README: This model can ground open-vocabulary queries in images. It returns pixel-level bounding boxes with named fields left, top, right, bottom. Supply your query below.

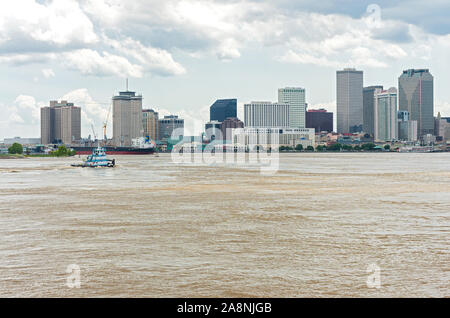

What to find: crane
left=91, top=124, right=97, bottom=145
left=103, top=104, right=112, bottom=146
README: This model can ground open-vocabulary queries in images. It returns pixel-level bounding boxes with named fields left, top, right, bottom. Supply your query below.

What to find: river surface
left=0, top=153, right=449, bottom=297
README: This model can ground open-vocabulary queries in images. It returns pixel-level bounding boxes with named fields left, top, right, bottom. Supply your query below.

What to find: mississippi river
left=0, top=153, right=449, bottom=297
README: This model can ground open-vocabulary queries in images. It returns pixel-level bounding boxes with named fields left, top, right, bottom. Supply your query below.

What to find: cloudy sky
left=1, top=0, right=450, bottom=139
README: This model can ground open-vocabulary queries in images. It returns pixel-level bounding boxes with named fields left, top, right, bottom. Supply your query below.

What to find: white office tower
left=244, top=102, right=290, bottom=128
left=113, top=90, right=143, bottom=146
left=336, top=68, right=364, bottom=133
left=232, top=127, right=315, bottom=150
left=278, top=87, right=306, bottom=128
left=374, top=87, right=398, bottom=142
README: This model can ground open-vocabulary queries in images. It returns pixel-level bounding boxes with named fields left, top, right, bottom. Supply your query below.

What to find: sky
left=1, top=0, right=450, bottom=139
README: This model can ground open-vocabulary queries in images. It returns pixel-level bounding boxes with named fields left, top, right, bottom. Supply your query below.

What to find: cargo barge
left=71, top=146, right=154, bottom=155
left=72, top=137, right=155, bottom=155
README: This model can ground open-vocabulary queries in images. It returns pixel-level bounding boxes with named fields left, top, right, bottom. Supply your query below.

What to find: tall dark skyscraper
left=210, top=99, right=237, bottom=122
left=398, top=69, right=434, bottom=139
left=363, top=85, right=383, bottom=136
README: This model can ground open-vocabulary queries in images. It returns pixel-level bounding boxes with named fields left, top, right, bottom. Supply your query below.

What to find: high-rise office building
left=278, top=87, right=306, bottom=128
left=232, top=128, right=316, bottom=149
left=244, top=102, right=290, bottom=128
left=363, top=85, right=383, bottom=136
left=374, top=87, right=398, bottom=142
left=337, top=68, right=364, bottom=134
left=306, top=109, right=333, bottom=133
left=205, top=120, right=222, bottom=141
left=112, top=90, right=143, bottom=146
left=398, top=69, right=434, bottom=139
left=435, top=113, right=450, bottom=141
left=221, top=117, right=244, bottom=141
left=40, top=100, right=81, bottom=144
left=210, top=99, right=237, bottom=122
left=398, top=110, right=418, bottom=142
left=142, top=109, right=159, bottom=141
left=440, top=117, right=450, bottom=142
left=159, top=115, right=184, bottom=141
left=41, top=107, right=51, bottom=144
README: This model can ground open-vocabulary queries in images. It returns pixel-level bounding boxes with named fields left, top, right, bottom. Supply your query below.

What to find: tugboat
left=71, top=147, right=115, bottom=168
left=72, top=113, right=117, bottom=167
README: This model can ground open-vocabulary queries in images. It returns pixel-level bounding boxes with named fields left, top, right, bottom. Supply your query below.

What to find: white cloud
left=13, top=95, right=42, bottom=123
left=9, top=113, right=25, bottom=124
left=62, top=49, right=143, bottom=78
left=0, top=95, right=43, bottom=138
left=42, top=68, right=55, bottom=78
left=106, top=37, right=186, bottom=76
left=0, top=1, right=185, bottom=78
left=0, top=53, right=55, bottom=65
left=0, top=0, right=97, bottom=48
left=1, top=0, right=449, bottom=76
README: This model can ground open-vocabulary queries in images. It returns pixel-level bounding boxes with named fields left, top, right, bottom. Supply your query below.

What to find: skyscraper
left=398, top=69, right=434, bottom=139
left=40, top=100, right=81, bottom=144
left=205, top=120, right=222, bottom=141
left=221, top=117, right=244, bottom=141
left=210, top=99, right=237, bottom=122
left=306, top=109, right=333, bottom=133
left=159, top=115, right=184, bottom=141
left=112, top=90, right=143, bottom=146
left=363, top=85, right=383, bottom=136
left=398, top=111, right=418, bottom=142
left=244, top=101, right=290, bottom=128
left=278, top=87, right=306, bottom=128
left=142, top=109, right=159, bottom=141
left=336, top=68, right=363, bottom=134
left=374, top=87, right=398, bottom=142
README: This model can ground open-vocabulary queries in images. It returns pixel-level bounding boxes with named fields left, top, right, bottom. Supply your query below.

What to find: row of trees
left=279, top=145, right=315, bottom=152
left=7, top=143, right=76, bottom=156
left=279, top=143, right=391, bottom=152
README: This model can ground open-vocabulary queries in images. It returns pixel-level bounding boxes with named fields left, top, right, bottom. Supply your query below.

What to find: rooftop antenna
left=126, top=78, right=128, bottom=91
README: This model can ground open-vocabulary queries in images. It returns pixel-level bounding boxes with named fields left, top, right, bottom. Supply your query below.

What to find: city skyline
left=1, top=1, right=450, bottom=139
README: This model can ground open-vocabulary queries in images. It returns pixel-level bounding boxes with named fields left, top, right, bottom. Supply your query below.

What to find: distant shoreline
left=0, top=154, right=76, bottom=159
left=0, top=154, right=25, bottom=159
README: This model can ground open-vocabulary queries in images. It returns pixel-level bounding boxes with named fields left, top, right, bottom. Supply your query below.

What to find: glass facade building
left=210, top=99, right=237, bottom=122
left=306, top=109, right=333, bottom=133
left=398, top=69, right=434, bottom=139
